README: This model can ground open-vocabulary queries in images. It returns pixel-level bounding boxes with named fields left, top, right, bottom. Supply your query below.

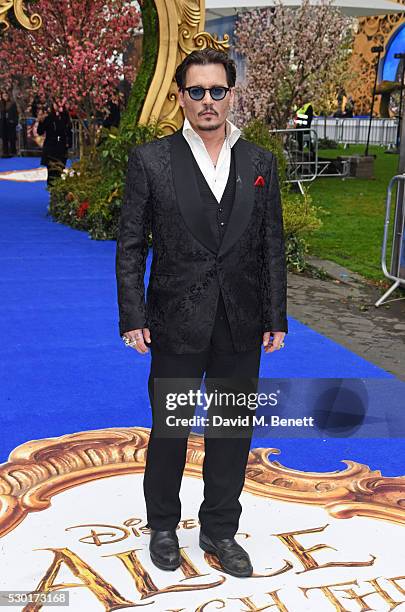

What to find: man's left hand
left=263, top=331, right=285, bottom=353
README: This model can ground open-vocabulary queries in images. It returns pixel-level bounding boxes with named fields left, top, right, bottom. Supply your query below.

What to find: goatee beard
left=196, top=123, right=221, bottom=131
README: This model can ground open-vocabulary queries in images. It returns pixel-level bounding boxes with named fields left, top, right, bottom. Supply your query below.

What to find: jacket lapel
left=170, top=130, right=218, bottom=254
left=217, top=138, right=255, bottom=258
left=170, top=130, right=256, bottom=258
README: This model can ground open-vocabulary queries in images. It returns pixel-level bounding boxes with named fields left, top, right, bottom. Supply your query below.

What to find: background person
left=294, top=101, right=314, bottom=152
left=0, top=92, right=19, bottom=158
left=36, top=99, right=73, bottom=187
left=343, top=96, right=355, bottom=118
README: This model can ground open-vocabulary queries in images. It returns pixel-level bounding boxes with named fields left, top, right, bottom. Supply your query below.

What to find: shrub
left=282, top=187, right=323, bottom=272
left=48, top=122, right=161, bottom=239
left=318, top=137, right=338, bottom=149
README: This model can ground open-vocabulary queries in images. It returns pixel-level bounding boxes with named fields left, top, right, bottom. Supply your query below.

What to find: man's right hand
left=123, top=328, right=151, bottom=354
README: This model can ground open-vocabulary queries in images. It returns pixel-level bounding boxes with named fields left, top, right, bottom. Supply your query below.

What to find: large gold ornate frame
left=138, top=0, right=229, bottom=132
left=0, top=427, right=404, bottom=538
left=0, top=1, right=41, bottom=32
left=348, top=8, right=405, bottom=116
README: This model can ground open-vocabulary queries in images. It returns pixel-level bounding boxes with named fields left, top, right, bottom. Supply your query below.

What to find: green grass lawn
left=304, top=144, right=400, bottom=284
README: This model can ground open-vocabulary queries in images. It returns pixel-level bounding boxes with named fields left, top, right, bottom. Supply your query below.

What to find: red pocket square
left=254, top=175, right=265, bottom=187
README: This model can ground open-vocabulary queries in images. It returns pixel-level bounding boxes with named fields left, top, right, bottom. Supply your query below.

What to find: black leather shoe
left=199, top=531, right=253, bottom=577
left=149, top=529, right=181, bottom=571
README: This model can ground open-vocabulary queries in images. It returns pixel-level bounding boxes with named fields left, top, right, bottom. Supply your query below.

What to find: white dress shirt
left=182, top=117, right=241, bottom=203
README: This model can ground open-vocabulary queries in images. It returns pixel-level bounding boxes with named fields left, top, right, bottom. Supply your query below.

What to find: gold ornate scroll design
left=0, top=0, right=41, bottom=32
left=0, top=426, right=404, bottom=539
left=138, top=0, right=230, bottom=134
left=348, top=5, right=405, bottom=116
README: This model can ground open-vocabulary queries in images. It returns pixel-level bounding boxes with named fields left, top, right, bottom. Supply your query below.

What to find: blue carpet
left=0, top=157, right=403, bottom=475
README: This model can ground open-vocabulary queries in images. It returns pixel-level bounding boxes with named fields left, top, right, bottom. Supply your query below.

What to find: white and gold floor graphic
left=0, top=168, right=47, bottom=182
left=0, top=427, right=404, bottom=611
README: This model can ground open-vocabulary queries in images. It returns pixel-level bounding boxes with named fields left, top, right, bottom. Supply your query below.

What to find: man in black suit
left=116, top=48, right=288, bottom=578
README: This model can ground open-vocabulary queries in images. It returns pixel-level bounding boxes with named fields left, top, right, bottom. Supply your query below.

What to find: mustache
left=198, top=109, right=218, bottom=116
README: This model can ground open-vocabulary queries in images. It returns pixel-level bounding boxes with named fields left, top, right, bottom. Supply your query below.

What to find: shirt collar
left=182, top=117, right=241, bottom=149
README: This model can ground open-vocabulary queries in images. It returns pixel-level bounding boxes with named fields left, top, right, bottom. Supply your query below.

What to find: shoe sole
left=150, top=551, right=181, bottom=571
left=199, top=538, right=252, bottom=578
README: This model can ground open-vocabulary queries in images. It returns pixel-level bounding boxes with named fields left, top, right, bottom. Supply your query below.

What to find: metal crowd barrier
left=269, top=127, right=319, bottom=193
left=376, top=174, right=405, bottom=306
left=16, top=118, right=42, bottom=156
left=71, top=119, right=80, bottom=157
left=16, top=117, right=80, bottom=157
left=317, top=157, right=350, bottom=179
left=312, top=117, right=398, bottom=148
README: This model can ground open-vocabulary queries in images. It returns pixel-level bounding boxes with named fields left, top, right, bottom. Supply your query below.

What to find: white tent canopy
left=205, top=0, right=405, bottom=21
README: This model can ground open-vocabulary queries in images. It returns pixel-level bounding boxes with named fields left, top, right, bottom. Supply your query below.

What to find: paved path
left=288, top=258, right=405, bottom=381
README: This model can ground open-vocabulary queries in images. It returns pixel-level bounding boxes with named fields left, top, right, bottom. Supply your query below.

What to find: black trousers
left=45, top=156, right=66, bottom=187
left=143, top=291, right=262, bottom=540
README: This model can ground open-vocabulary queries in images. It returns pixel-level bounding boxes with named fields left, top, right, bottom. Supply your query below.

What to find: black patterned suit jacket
left=116, top=129, right=288, bottom=354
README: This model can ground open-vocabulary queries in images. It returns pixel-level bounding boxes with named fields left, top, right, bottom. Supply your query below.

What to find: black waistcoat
left=190, top=147, right=236, bottom=251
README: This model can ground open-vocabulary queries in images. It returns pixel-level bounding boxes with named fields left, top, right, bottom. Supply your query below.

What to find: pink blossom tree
left=0, top=0, right=140, bottom=150
left=233, top=0, right=355, bottom=129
